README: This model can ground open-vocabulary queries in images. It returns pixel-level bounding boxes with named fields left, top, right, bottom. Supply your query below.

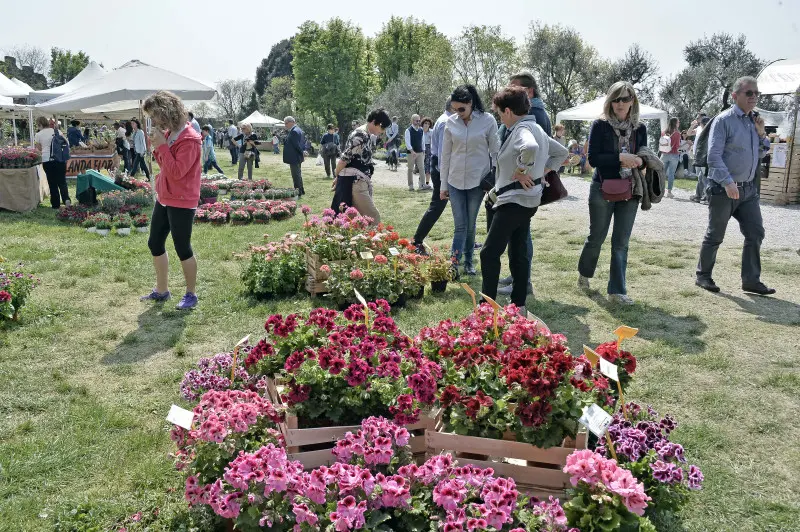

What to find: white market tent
left=0, top=71, right=28, bottom=98
left=240, top=110, right=284, bottom=127
left=35, top=60, right=216, bottom=114
left=28, top=61, right=107, bottom=104
left=757, top=58, right=800, bottom=96
left=556, top=97, right=668, bottom=132
left=11, top=78, right=34, bottom=95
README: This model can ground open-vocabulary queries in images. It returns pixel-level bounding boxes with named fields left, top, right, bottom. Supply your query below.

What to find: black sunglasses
left=453, top=105, right=469, bottom=113
left=741, top=90, right=761, bottom=98
left=611, top=96, right=633, bottom=104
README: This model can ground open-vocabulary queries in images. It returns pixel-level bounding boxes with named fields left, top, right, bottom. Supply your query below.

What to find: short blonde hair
left=36, top=116, right=49, bottom=129
left=239, top=122, right=252, bottom=132
left=602, top=81, right=640, bottom=124
left=142, top=90, right=187, bottom=132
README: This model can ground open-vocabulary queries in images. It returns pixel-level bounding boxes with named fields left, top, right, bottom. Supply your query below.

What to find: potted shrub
left=231, top=208, right=251, bottom=225
left=208, top=210, right=228, bottom=225
left=113, top=214, right=132, bottom=236
left=199, top=182, right=219, bottom=204
left=252, top=208, right=270, bottom=224
left=427, top=251, right=454, bottom=293
left=95, top=216, right=112, bottom=236
left=133, top=214, right=149, bottom=233
left=82, top=216, right=97, bottom=233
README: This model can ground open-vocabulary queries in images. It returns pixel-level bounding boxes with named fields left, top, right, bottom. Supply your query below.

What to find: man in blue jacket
left=283, top=116, right=306, bottom=196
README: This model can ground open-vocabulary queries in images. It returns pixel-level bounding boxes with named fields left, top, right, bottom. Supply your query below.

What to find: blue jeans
left=662, top=153, right=680, bottom=191
left=578, top=181, right=639, bottom=295
left=449, top=184, right=484, bottom=268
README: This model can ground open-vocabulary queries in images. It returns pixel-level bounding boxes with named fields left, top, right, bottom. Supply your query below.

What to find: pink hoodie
left=154, top=122, right=202, bottom=209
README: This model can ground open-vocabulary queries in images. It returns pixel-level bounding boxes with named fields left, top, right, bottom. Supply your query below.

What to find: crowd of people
left=30, top=66, right=775, bottom=313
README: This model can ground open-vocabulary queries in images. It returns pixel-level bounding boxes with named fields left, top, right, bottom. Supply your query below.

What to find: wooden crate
left=762, top=141, right=800, bottom=205
left=266, top=377, right=435, bottom=469
left=304, top=251, right=346, bottom=296
left=425, top=430, right=587, bottom=500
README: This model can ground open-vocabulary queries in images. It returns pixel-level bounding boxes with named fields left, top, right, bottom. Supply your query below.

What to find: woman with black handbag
left=439, top=85, right=500, bottom=276
left=577, top=81, right=647, bottom=305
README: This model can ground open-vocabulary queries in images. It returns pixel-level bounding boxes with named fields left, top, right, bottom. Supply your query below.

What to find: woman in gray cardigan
left=480, top=87, right=568, bottom=310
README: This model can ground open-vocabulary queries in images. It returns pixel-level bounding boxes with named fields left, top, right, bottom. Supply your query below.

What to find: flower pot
left=201, top=196, right=218, bottom=204
left=430, top=280, right=448, bottom=293
left=231, top=219, right=250, bottom=226
left=410, top=286, right=424, bottom=300
left=96, top=229, right=110, bottom=237
left=394, top=293, right=407, bottom=308
left=86, top=227, right=96, bottom=233
left=136, top=226, right=149, bottom=233
left=253, top=218, right=269, bottom=224
left=116, top=227, right=131, bottom=236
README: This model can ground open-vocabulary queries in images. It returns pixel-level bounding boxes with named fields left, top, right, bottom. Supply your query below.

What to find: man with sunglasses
left=696, top=76, right=775, bottom=295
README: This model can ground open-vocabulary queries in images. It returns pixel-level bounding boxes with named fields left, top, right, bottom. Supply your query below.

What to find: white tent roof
left=556, top=97, right=668, bottom=131
left=757, top=58, right=800, bottom=96
left=35, top=60, right=216, bottom=113
left=0, top=71, right=28, bottom=98
left=240, top=110, right=283, bottom=127
left=28, top=61, right=107, bottom=103
left=11, top=78, right=34, bottom=94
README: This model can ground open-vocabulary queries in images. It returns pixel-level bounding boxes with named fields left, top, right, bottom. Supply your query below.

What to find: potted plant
left=113, top=214, right=132, bottom=236
left=208, top=210, right=228, bottom=225
left=231, top=208, right=251, bottom=225
left=95, top=216, right=112, bottom=236
left=427, top=251, right=454, bottom=293
left=252, top=208, right=270, bottom=224
left=133, top=214, right=149, bottom=233
left=81, top=216, right=97, bottom=233
left=199, top=182, right=219, bottom=204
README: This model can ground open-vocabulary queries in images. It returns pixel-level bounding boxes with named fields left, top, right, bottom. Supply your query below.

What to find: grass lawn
left=1, top=152, right=799, bottom=531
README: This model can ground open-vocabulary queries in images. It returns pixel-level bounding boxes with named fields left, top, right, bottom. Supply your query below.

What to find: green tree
left=596, top=44, right=660, bottom=103
left=49, top=48, right=89, bottom=86
left=255, top=38, right=293, bottom=96
left=262, top=75, right=294, bottom=120
left=373, top=16, right=450, bottom=90
left=452, top=25, right=518, bottom=101
left=215, top=79, right=254, bottom=121
left=523, top=22, right=605, bottom=122
left=292, top=18, right=375, bottom=139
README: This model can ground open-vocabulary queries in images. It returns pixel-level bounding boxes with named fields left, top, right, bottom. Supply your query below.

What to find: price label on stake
left=289, top=233, right=298, bottom=240
left=479, top=292, right=502, bottom=336
left=578, top=404, right=614, bottom=438
left=583, top=345, right=600, bottom=365
left=230, top=334, right=251, bottom=382
left=598, top=358, right=619, bottom=382
left=166, top=404, right=195, bottom=430
left=354, top=288, right=370, bottom=327
left=388, top=247, right=400, bottom=257
left=614, top=325, right=638, bottom=349
left=360, top=251, right=374, bottom=260
left=461, top=283, right=477, bottom=309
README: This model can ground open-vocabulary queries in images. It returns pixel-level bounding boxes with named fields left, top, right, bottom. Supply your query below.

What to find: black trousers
left=42, top=160, right=70, bottom=208
left=290, top=163, right=304, bottom=195
left=480, top=203, right=537, bottom=307
left=323, top=154, right=337, bottom=177
left=148, top=202, right=196, bottom=261
left=413, top=160, right=448, bottom=245
left=131, top=153, right=151, bottom=179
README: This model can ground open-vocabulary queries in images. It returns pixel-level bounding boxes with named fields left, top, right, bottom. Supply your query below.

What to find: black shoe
left=742, top=282, right=776, bottom=295
left=414, top=243, right=429, bottom=256
left=695, top=278, right=720, bottom=293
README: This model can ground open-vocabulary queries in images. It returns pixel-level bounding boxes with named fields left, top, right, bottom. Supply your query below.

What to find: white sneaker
left=666, top=191, right=674, bottom=199
left=578, top=275, right=591, bottom=290
left=608, top=293, right=634, bottom=305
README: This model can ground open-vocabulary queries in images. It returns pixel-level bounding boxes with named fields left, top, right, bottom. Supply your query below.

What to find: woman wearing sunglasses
left=439, top=84, right=501, bottom=276
left=578, top=81, right=648, bottom=305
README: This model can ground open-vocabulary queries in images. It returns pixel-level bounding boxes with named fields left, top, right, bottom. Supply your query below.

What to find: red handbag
left=601, top=177, right=633, bottom=201
left=540, top=170, right=568, bottom=205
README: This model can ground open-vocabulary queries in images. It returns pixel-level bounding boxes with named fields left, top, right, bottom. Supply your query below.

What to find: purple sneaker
left=140, top=289, right=170, bottom=302
left=176, top=292, right=198, bottom=310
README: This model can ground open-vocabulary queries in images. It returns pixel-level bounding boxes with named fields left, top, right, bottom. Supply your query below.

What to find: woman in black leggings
left=140, top=90, right=203, bottom=310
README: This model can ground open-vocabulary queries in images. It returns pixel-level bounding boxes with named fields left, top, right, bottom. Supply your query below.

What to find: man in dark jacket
left=510, top=72, right=551, bottom=136
left=283, top=116, right=306, bottom=196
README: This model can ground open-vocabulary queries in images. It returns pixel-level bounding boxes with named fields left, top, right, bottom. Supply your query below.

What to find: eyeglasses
left=611, top=96, right=633, bottom=104
left=453, top=106, right=469, bottom=113
left=741, top=90, right=761, bottom=98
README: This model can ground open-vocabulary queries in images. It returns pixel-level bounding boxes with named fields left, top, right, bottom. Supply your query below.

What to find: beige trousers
left=352, top=178, right=380, bottom=225
left=407, top=151, right=425, bottom=189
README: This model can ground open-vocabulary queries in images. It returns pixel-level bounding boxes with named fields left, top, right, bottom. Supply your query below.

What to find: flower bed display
left=195, top=199, right=297, bottom=226
left=0, top=146, right=41, bottom=169
left=0, top=261, right=40, bottom=322
left=241, top=236, right=306, bottom=299
left=55, top=189, right=154, bottom=225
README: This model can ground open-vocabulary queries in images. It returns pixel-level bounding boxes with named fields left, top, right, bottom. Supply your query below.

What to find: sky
left=1, top=0, right=798, bottom=87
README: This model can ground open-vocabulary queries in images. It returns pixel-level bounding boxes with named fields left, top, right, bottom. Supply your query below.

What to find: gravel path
left=370, top=163, right=800, bottom=251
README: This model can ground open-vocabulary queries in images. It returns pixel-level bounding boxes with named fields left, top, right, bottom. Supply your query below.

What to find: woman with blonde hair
left=577, top=81, right=647, bottom=305
left=140, top=90, right=202, bottom=310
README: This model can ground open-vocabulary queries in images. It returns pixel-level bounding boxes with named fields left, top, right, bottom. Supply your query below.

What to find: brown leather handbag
left=601, top=177, right=633, bottom=201
left=540, top=170, right=569, bottom=205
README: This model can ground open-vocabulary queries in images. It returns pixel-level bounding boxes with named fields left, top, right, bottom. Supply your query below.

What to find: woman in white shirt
left=440, top=85, right=501, bottom=276
left=34, top=116, right=71, bottom=209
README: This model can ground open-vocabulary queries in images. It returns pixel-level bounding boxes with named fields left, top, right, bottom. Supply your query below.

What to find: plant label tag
left=353, top=288, right=368, bottom=307
left=478, top=292, right=501, bottom=311
left=235, top=334, right=251, bottom=348
left=166, top=404, right=194, bottom=430
left=388, top=247, right=400, bottom=257
left=579, top=404, right=613, bottom=438
left=614, top=325, right=638, bottom=347
left=582, top=345, right=600, bottom=365
left=526, top=311, right=551, bottom=335
left=461, top=283, right=477, bottom=308
left=360, top=251, right=374, bottom=260
left=599, top=357, right=619, bottom=382
left=289, top=233, right=298, bottom=240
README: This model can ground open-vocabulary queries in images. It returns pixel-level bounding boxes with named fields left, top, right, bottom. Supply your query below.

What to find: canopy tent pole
left=12, top=118, right=17, bottom=145
left=28, top=109, right=34, bottom=144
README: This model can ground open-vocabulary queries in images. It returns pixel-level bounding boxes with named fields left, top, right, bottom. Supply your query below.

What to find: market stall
left=28, top=61, right=107, bottom=104
left=757, top=58, right=800, bottom=205
left=0, top=155, right=48, bottom=213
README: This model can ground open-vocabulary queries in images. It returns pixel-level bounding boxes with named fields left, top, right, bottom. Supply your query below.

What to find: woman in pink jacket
left=140, top=91, right=202, bottom=310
